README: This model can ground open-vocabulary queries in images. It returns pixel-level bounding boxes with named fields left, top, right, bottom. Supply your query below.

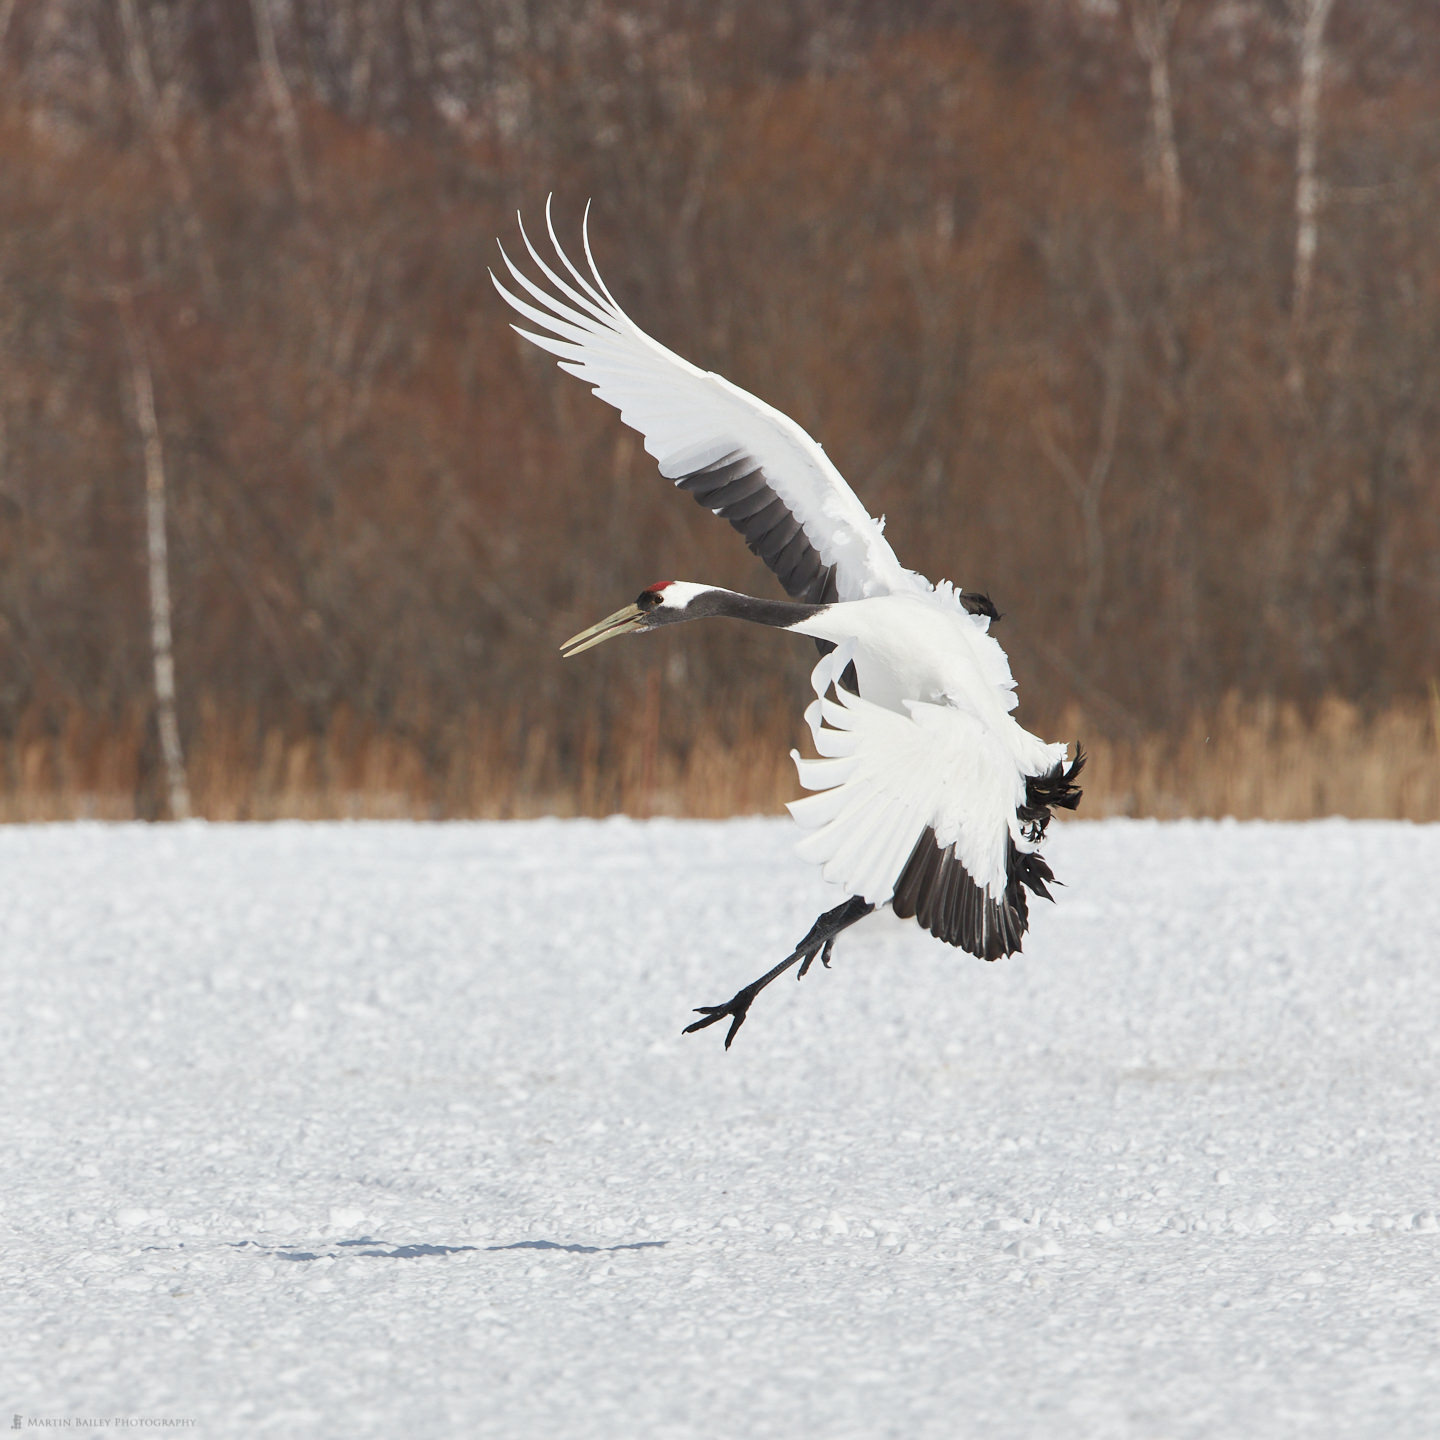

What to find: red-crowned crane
left=492, top=202, right=1084, bottom=1048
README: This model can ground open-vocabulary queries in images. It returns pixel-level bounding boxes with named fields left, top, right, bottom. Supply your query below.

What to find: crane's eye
left=636, top=589, right=663, bottom=611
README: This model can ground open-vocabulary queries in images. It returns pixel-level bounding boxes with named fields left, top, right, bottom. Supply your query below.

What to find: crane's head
left=560, top=581, right=709, bottom=657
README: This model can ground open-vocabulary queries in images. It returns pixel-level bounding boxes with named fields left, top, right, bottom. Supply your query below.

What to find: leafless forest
left=2, top=0, right=1438, bottom=820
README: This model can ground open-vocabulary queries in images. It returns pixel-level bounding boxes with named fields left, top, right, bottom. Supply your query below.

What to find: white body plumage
left=785, top=595, right=1068, bottom=906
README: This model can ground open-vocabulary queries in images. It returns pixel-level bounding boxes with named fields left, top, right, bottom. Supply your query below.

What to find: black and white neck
left=638, top=581, right=831, bottom=632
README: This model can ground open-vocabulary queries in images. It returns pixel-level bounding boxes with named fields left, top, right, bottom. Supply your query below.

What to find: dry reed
left=3, top=692, right=1439, bottom=824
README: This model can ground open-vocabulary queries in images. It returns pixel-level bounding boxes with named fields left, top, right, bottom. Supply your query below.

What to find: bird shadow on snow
left=224, top=1236, right=668, bottom=1263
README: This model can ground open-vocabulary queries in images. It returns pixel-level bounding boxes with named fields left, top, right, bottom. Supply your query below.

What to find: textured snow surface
left=4, top=818, right=1440, bottom=1438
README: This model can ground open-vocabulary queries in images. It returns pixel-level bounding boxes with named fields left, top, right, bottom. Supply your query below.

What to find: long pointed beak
left=561, top=604, right=647, bottom=658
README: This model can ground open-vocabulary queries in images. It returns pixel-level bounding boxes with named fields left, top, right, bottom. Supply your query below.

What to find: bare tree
left=1128, top=0, right=1184, bottom=238
left=249, top=0, right=312, bottom=203
left=1037, top=255, right=1131, bottom=647
left=116, top=0, right=220, bottom=308
left=118, top=304, right=191, bottom=821
left=1290, top=0, right=1336, bottom=344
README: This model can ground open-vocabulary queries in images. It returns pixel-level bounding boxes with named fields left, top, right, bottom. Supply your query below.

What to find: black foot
left=682, top=982, right=763, bottom=1050
left=796, top=935, right=836, bottom=980
left=683, top=897, right=874, bottom=1049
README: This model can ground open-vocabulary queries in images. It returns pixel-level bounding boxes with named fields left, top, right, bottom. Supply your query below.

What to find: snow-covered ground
left=3, top=818, right=1439, bottom=1438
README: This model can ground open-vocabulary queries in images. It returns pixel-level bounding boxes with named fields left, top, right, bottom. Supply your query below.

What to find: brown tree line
left=0, top=0, right=1438, bottom=817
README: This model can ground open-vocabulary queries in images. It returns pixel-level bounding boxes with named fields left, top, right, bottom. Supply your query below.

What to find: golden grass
left=3, top=692, right=1439, bottom=824
left=1066, top=691, right=1440, bottom=821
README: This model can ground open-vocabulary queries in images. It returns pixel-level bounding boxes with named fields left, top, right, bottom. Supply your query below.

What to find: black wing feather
left=676, top=449, right=840, bottom=607
left=890, top=750, right=1085, bottom=959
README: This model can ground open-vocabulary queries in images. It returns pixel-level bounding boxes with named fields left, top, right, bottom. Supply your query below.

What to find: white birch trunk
left=1129, top=0, right=1183, bottom=239
left=123, top=322, right=191, bottom=821
left=1292, top=0, right=1336, bottom=334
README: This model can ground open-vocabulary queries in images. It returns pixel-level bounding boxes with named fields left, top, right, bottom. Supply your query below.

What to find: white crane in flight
left=493, top=201, right=1083, bottom=1048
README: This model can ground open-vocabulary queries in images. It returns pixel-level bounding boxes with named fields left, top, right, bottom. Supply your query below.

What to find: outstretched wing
left=491, top=200, right=930, bottom=605
left=787, top=645, right=1081, bottom=960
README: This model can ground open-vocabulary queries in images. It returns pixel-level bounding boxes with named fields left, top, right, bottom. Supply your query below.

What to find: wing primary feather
left=544, top=194, right=615, bottom=314
left=515, top=211, right=614, bottom=326
left=507, top=324, right=579, bottom=358
left=581, top=203, right=627, bottom=314
left=495, top=240, right=593, bottom=325
left=495, top=249, right=603, bottom=339
left=490, top=270, right=595, bottom=346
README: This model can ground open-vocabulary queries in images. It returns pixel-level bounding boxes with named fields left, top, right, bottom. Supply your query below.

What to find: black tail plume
left=1017, top=746, right=1085, bottom=844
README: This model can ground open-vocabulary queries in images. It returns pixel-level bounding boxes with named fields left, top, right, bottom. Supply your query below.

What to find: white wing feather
left=787, top=643, right=1035, bottom=903
left=491, top=201, right=930, bottom=602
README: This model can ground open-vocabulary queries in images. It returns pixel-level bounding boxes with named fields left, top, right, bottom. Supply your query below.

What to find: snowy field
left=4, top=818, right=1440, bottom=1438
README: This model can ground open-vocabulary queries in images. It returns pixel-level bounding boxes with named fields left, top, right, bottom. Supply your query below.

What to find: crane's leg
left=683, top=896, right=874, bottom=1049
